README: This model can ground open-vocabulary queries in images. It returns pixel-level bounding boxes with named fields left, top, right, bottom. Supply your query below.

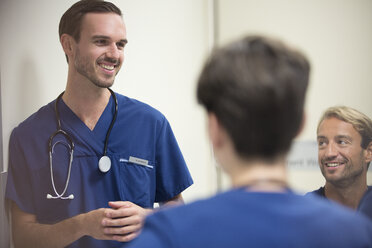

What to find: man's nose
left=325, top=142, right=338, bottom=158
left=106, top=44, right=121, bottom=60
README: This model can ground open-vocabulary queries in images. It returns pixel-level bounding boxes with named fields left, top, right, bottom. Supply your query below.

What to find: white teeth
left=326, top=163, right=339, bottom=167
left=100, top=64, right=114, bottom=70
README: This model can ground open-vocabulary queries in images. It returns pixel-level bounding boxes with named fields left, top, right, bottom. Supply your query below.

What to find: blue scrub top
left=307, top=186, right=372, bottom=221
left=6, top=92, right=193, bottom=247
left=359, top=186, right=372, bottom=220
left=127, top=188, right=372, bottom=248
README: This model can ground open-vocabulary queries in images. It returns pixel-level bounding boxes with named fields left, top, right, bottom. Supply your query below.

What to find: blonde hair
left=317, top=106, right=372, bottom=149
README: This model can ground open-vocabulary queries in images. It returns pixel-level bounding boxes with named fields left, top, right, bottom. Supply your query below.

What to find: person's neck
left=324, top=178, right=368, bottom=209
left=62, top=79, right=111, bottom=131
left=230, top=157, right=288, bottom=192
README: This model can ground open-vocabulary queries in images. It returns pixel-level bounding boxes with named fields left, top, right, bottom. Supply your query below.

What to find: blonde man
left=308, top=106, right=372, bottom=220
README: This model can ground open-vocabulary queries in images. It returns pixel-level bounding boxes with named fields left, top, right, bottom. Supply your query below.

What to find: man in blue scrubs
left=127, top=36, right=372, bottom=248
left=5, top=1, right=193, bottom=247
left=307, top=106, right=372, bottom=221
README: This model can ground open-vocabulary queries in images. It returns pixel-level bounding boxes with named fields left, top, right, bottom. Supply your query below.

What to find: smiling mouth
left=99, top=63, right=115, bottom=71
left=325, top=162, right=344, bottom=167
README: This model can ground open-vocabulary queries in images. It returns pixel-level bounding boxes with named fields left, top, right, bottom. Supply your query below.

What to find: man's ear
left=60, top=34, right=75, bottom=59
left=365, top=141, right=372, bottom=164
left=207, top=113, right=224, bottom=150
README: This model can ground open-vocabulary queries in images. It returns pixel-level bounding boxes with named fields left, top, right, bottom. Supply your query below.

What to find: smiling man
left=308, top=106, right=372, bottom=220
left=5, top=1, right=193, bottom=247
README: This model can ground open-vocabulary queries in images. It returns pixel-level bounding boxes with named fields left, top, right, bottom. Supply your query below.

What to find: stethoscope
left=47, top=88, right=118, bottom=200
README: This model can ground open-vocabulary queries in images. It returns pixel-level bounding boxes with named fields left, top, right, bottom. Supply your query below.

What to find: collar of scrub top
left=46, top=88, right=118, bottom=200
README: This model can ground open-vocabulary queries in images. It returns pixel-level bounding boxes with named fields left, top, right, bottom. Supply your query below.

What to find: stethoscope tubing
left=47, top=88, right=118, bottom=200
left=49, top=140, right=74, bottom=199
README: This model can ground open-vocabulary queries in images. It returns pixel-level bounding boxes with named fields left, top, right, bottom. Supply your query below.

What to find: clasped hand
left=85, top=201, right=152, bottom=242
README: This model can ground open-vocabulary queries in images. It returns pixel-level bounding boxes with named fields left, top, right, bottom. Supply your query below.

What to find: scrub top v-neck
left=6, top=92, right=193, bottom=248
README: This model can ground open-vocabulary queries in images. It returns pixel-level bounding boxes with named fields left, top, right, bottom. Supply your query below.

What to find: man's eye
left=117, top=42, right=126, bottom=50
left=95, top=40, right=107, bottom=45
left=338, top=140, right=347, bottom=145
left=318, top=140, right=326, bottom=147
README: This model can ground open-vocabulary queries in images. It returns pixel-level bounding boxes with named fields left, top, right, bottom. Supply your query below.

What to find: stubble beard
left=74, top=49, right=117, bottom=89
left=322, top=160, right=365, bottom=188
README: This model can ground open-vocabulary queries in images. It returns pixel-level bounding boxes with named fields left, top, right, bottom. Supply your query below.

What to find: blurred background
left=1, top=0, right=372, bottom=245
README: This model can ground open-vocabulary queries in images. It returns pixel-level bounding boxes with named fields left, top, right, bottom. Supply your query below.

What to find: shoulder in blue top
left=129, top=188, right=372, bottom=248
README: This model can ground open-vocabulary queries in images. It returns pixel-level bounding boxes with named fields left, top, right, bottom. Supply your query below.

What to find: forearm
left=11, top=200, right=115, bottom=248
left=12, top=210, right=86, bottom=248
left=159, top=194, right=184, bottom=207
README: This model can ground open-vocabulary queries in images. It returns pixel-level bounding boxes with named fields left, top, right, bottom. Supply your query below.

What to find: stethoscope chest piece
left=99, top=156, right=111, bottom=173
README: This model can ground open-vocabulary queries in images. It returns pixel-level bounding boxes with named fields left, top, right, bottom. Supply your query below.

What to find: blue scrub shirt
left=128, top=188, right=372, bottom=248
left=6, top=92, right=193, bottom=247
left=308, top=186, right=372, bottom=221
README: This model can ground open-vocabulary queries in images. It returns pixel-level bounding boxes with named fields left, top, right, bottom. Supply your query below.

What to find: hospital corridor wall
left=1, top=76, right=10, bottom=248
left=1, top=0, right=372, bottom=246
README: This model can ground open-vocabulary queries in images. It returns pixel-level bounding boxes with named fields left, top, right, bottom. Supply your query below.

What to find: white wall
left=217, top=0, right=372, bottom=192
left=0, top=0, right=215, bottom=203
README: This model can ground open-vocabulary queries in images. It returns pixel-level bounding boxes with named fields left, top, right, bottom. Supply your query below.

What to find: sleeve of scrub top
left=5, top=128, right=35, bottom=214
left=154, top=118, right=193, bottom=203
left=358, top=187, right=372, bottom=221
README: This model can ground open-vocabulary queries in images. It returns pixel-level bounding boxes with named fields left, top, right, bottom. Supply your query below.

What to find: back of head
left=197, top=35, right=310, bottom=160
left=317, top=106, right=372, bottom=149
left=59, top=0, right=122, bottom=42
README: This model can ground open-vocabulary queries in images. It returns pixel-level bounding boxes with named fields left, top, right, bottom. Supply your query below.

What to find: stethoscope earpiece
left=46, top=193, right=74, bottom=200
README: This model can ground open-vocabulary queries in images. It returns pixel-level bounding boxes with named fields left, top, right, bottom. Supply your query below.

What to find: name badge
left=129, top=156, right=149, bottom=166
left=120, top=156, right=153, bottom=168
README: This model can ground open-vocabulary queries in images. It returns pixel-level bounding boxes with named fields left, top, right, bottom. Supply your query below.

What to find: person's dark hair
left=59, top=0, right=122, bottom=62
left=197, top=35, right=310, bottom=161
left=59, top=0, right=122, bottom=42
